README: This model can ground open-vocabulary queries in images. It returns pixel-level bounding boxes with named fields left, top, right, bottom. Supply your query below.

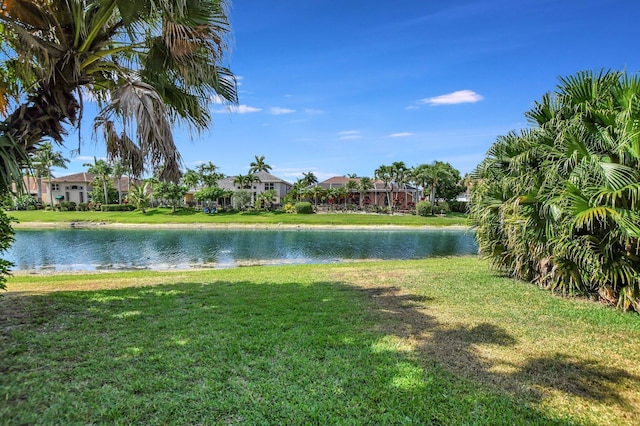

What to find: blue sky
left=61, top=0, right=640, bottom=183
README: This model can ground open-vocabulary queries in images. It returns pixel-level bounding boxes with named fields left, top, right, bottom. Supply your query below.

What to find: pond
left=5, top=228, right=477, bottom=272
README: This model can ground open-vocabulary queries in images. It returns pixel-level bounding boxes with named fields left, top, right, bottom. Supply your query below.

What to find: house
left=317, top=176, right=418, bottom=209
left=218, top=171, right=293, bottom=206
left=14, top=175, right=51, bottom=203
left=50, top=172, right=138, bottom=204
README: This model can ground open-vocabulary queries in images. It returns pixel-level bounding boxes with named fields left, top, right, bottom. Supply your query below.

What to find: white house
left=217, top=171, right=293, bottom=206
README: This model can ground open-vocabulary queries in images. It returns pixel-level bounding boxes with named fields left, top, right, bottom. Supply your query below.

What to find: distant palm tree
left=345, top=179, right=359, bottom=208
left=127, top=182, right=151, bottom=213
left=325, top=188, right=337, bottom=210
left=182, top=169, right=201, bottom=190
left=358, top=177, right=374, bottom=210
left=423, top=161, right=455, bottom=214
left=301, top=171, right=318, bottom=188
left=197, top=162, right=223, bottom=188
left=234, top=173, right=261, bottom=205
left=84, top=157, right=113, bottom=205
left=334, top=186, right=348, bottom=210
left=374, top=165, right=393, bottom=208
left=111, top=160, right=127, bottom=204
left=33, top=142, right=69, bottom=208
left=391, top=161, right=408, bottom=209
left=249, top=155, right=272, bottom=174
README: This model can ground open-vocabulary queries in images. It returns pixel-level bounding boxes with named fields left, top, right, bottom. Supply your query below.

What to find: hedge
left=100, top=204, right=136, bottom=212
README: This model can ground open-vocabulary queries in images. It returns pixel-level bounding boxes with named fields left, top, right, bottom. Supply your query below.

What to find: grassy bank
left=2, top=258, right=638, bottom=424
left=7, top=208, right=468, bottom=227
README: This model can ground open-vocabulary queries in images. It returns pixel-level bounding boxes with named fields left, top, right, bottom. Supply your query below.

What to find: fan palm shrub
left=470, top=70, right=640, bottom=311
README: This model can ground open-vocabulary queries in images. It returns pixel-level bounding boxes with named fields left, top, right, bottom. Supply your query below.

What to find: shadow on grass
left=0, top=280, right=632, bottom=424
left=359, top=285, right=638, bottom=411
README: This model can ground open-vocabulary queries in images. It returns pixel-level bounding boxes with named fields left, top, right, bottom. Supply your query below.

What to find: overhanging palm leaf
left=0, top=0, right=238, bottom=186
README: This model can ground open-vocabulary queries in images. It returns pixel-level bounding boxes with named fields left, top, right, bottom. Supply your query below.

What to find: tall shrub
left=470, top=70, right=640, bottom=312
left=295, top=202, right=313, bottom=214
left=0, top=210, right=15, bottom=292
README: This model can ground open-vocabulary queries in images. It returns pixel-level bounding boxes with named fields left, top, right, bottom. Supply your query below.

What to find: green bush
left=100, top=204, right=136, bottom=212
left=58, top=201, right=77, bottom=211
left=448, top=200, right=468, bottom=213
left=434, top=201, right=451, bottom=215
left=295, top=202, right=313, bottom=214
left=283, top=203, right=296, bottom=214
left=77, top=203, right=89, bottom=211
left=416, top=201, right=432, bottom=217
left=0, top=209, right=15, bottom=291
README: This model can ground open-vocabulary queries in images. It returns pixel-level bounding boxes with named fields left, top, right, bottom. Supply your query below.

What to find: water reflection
left=6, top=228, right=477, bottom=272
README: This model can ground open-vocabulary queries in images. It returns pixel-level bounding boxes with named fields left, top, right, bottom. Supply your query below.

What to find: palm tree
left=249, top=155, right=272, bottom=174
left=233, top=173, right=261, bottom=206
left=390, top=161, right=408, bottom=209
left=310, top=185, right=326, bottom=209
left=33, top=142, right=69, bottom=208
left=374, top=165, right=394, bottom=209
left=198, top=162, right=223, bottom=188
left=182, top=169, right=201, bottom=190
left=334, top=186, right=348, bottom=211
left=423, top=161, right=455, bottom=215
left=345, top=179, right=359, bottom=208
left=84, top=157, right=113, bottom=205
left=471, top=69, right=640, bottom=311
left=0, top=0, right=238, bottom=195
left=111, top=161, right=127, bottom=205
left=358, top=177, right=374, bottom=210
left=325, top=188, right=338, bottom=210
left=301, top=171, right=319, bottom=188
left=127, top=182, right=151, bottom=213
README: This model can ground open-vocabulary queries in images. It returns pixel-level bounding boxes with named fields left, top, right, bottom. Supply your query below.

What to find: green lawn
left=7, top=208, right=469, bottom=227
left=2, top=258, right=638, bottom=424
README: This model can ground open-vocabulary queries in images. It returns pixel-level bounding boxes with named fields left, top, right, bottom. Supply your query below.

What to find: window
left=51, top=184, right=59, bottom=191
left=65, top=186, right=69, bottom=190
left=264, top=183, right=275, bottom=190
left=71, top=185, right=78, bottom=190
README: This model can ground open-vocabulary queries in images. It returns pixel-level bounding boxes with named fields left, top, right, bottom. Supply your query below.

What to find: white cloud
left=213, top=104, right=262, bottom=114
left=235, top=76, right=244, bottom=86
left=73, top=155, right=105, bottom=163
left=235, top=105, right=262, bottom=114
left=338, top=130, right=362, bottom=140
left=389, top=132, right=414, bottom=138
left=269, top=107, right=296, bottom=115
left=419, top=90, right=483, bottom=105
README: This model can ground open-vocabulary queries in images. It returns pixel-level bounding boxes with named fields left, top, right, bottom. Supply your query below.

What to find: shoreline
left=12, top=221, right=470, bottom=231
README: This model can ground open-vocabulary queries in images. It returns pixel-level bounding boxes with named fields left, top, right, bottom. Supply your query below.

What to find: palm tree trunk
left=47, top=167, right=54, bottom=209
left=37, top=176, right=43, bottom=202
left=430, top=185, right=436, bottom=215
left=103, top=180, right=108, bottom=204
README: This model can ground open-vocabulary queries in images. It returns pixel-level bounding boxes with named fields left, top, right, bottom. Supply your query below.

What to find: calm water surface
left=6, top=228, right=477, bottom=272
